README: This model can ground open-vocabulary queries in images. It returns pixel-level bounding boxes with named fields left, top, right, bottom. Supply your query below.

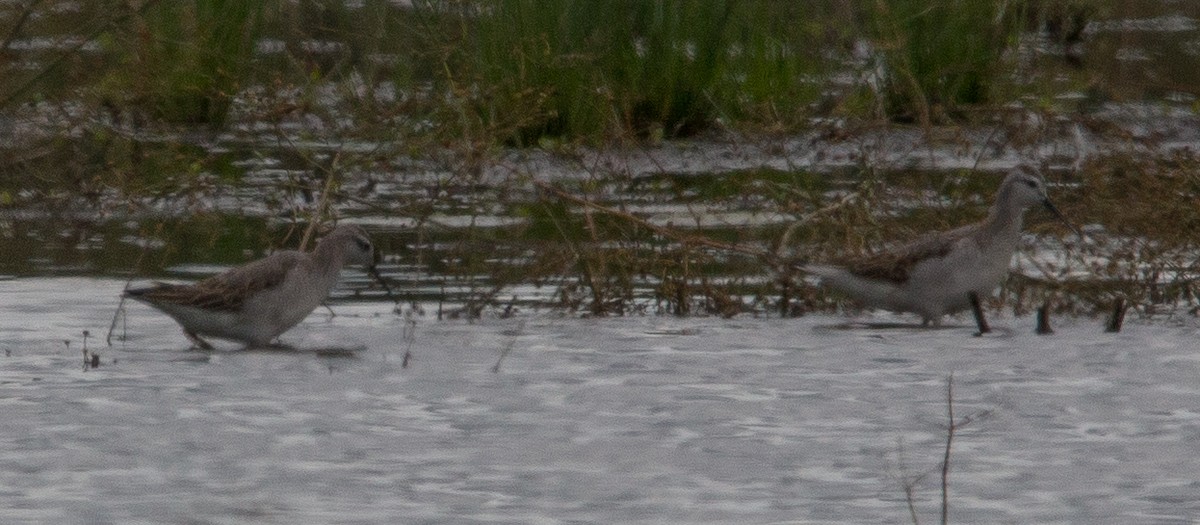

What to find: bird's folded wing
left=841, top=224, right=977, bottom=283
left=134, top=251, right=305, bottom=311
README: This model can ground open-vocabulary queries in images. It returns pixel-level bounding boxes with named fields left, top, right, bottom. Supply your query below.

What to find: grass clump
left=438, top=0, right=827, bottom=144
left=869, top=0, right=1029, bottom=124
left=101, top=0, right=264, bottom=126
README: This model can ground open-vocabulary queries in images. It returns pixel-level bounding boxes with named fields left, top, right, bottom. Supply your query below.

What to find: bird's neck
left=312, top=240, right=348, bottom=277
left=982, top=188, right=1026, bottom=243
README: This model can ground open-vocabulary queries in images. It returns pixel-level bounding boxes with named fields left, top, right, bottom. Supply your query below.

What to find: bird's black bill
left=367, top=265, right=400, bottom=305
left=1042, top=199, right=1082, bottom=237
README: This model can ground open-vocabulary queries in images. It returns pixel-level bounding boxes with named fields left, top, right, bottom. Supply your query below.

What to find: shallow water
left=5, top=3, right=1200, bottom=521
left=2, top=277, right=1199, bottom=524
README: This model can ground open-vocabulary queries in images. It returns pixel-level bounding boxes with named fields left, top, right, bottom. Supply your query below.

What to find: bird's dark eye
left=1024, top=179, right=1038, bottom=189
left=354, top=238, right=371, bottom=252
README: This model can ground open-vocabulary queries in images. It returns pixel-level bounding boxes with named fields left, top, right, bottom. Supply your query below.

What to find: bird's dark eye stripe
left=354, top=238, right=371, bottom=251
left=1024, top=180, right=1038, bottom=188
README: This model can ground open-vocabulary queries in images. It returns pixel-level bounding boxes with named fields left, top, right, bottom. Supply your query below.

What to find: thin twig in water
left=893, top=376, right=990, bottom=524
left=400, top=310, right=417, bottom=368
left=491, top=319, right=525, bottom=373
left=106, top=289, right=128, bottom=347
left=108, top=223, right=164, bottom=346
left=905, top=476, right=923, bottom=525
left=80, top=331, right=88, bottom=371
left=941, top=375, right=955, bottom=525
left=368, top=266, right=401, bottom=310
left=888, top=438, right=926, bottom=525
left=939, top=375, right=991, bottom=525
left=81, top=331, right=99, bottom=370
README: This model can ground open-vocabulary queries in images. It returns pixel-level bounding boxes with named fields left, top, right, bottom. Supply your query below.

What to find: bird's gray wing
left=841, top=224, right=978, bottom=283
left=129, top=251, right=306, bottom=311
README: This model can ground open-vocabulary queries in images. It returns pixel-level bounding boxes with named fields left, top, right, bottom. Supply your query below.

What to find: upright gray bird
left=126, top=224, right=376, bottom=348
left=804, top=166, right=1077, bottom=326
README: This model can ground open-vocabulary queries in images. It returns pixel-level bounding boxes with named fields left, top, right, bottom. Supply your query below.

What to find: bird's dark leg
left=968, top=292, right=990, bottom=335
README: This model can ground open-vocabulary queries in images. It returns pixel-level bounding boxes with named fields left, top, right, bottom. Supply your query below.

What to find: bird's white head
left=998, top=165, right=1079, bottom=235
left=1001, top=164, right=1053, bottom=210
left=323, top=224, right=375, bottom=268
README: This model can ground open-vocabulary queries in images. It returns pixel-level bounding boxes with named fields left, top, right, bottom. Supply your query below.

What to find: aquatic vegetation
left=1056, top=154, right=1200, bottom=314
left=868, top=0, right=1029, bottom=124
left=1, top=0, right=1197, bottom=323
left=101, top=0, right=265, bottom=125
left=438, top=0, right=829, bottom=143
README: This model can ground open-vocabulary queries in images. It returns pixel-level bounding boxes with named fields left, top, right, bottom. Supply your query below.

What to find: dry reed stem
left=941, top=376, right=954, bottom=525
left=0, top=0, right=42, bottom=53
left=299, top=152, right=342, bottom=251
left=3, top=1, right=163, bottom=106
left=533, top=179, right=779, bottom=264
left=490, top=319, right=525, bottom=373
left=939, top=375, right=991, bottom=525
left=107, top=222, right=164, bottom=346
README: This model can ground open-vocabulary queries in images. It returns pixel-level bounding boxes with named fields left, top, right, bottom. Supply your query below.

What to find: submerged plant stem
left=108, top=222, right=164, bottom=347
left=942, top=375, right=954, bottom=525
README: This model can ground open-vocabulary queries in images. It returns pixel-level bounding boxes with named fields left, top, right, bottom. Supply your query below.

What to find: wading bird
left=126, top=224, right=376, bottom=348
left=804, top=166, right=1078, bottom=326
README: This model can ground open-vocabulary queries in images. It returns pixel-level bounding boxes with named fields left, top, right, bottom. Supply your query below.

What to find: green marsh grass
left=105, top=0, right=264, bottom=125
left=3, top=0, right=1195, bottom=325
left=0, top=1, right=155, bottom=108
left=869, top=0, right=1029, bottom=124
left=440, top=0, right=829, bottom=144
left=258, top=1, right=434, bottom=88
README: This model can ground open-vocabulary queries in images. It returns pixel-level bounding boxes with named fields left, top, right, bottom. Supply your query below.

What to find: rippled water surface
left=2, top=277, right=1199, bottom=524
